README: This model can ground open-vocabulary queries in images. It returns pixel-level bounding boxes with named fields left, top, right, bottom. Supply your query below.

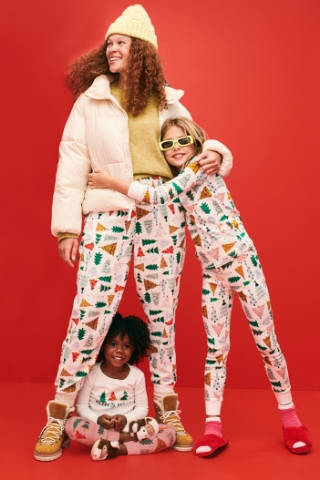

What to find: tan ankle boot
left=154, top=394, right=193, bottom=451
left=34, top=401, right=74, bottom=461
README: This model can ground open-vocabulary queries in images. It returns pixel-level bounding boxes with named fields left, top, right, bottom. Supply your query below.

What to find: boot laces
left=39, top=417, right=67, bottom=445
left=160, top=409, right=187, bottom=435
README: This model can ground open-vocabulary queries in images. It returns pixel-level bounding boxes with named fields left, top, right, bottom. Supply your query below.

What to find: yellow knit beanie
left=105, top=4, right=158, bottom=49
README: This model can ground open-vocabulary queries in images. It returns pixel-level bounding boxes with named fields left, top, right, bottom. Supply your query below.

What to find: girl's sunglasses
left=159, top=135, right=194, bottom=151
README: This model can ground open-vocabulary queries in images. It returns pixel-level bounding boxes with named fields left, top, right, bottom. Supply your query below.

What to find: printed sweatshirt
left=76, top=363, right=148, bottom=431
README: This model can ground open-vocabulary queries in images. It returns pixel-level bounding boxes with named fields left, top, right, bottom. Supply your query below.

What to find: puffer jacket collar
left=85, top=75, right=185, bottom=104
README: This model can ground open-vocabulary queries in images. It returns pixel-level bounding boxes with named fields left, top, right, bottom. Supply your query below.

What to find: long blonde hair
left=160, top=117, right=207, bottom=172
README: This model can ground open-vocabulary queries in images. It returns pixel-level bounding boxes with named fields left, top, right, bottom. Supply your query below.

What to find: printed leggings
left=201, top=246, right=291, bottom=415
left=65, top=416, right=176, bottom=455
left=55, top=178, right=186, bottom=395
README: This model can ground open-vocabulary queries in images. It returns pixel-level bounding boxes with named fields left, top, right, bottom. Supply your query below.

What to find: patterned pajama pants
left=55, top=178, right=186, bottom=394
left=200, top=246, right=291, bottom=415
left=65, top=416, right=176, bottom=455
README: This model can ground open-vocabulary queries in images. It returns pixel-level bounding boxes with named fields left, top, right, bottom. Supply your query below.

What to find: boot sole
left=34, top=438, right=70, bottom=461
left=171, top=443, right=193, bottom=452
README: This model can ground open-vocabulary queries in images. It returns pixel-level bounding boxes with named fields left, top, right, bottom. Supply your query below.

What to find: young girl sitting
left=65, top=313, right=176, bottom=460
left=88, top=117, right=312, bottom=458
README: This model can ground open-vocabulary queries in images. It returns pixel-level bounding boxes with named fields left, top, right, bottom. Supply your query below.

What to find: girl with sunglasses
left=35, top=5, right=233, bottom=461
left=88, top=117, right=312, bottom=458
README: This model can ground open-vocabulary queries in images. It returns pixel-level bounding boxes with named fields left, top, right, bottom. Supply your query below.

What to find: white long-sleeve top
left=76, top=363, right=148, bottom=431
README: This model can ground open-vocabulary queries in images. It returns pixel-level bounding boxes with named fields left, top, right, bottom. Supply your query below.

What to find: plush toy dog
left=129, top=417, right=159, bottom=441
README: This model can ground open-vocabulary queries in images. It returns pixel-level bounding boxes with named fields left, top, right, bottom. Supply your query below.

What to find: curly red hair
left=66, top=38, right=168, bottom=116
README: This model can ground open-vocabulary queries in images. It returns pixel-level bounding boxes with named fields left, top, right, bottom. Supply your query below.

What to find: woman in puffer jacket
left=34, top=5, right=233, bottom=462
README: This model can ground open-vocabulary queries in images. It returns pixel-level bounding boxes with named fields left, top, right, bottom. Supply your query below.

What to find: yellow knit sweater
left=111, top=86, right=173, bottom=181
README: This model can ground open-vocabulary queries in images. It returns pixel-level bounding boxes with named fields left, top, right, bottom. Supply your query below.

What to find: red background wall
left=1, top=0, right=319, bottom=392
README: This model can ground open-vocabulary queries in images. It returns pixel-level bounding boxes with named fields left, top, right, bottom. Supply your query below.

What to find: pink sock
left=204, top=420, right=223, bottom=437
left=278, top=407, right=302, bottom=428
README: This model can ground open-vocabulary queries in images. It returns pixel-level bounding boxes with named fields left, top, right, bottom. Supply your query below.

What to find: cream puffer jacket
left=51, top=75, right=233, bottom=236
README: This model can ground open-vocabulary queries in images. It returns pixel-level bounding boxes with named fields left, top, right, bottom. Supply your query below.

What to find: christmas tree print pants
left=201, top=246, right=291, bottom=416
left=55, top=177, right=186, bottom=396
left=65, top=416, right=176, bottom=454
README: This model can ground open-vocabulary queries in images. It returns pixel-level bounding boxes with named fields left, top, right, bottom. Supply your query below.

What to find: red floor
left=2, top=383, right=319, bottom=480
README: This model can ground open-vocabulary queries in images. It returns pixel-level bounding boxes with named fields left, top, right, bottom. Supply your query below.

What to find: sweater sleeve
left=124, top=371, right=149, bottom=424
left=127, top=160, right=206, bottom=204
left=51, top=96, right=91, bottom=237
left=75, top=372, right=100, bottom=424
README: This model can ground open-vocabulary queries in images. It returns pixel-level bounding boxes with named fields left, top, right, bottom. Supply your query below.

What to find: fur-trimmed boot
left=34, top=401, right=74, bottom=461
left=154, top=394, right=193, bottom=451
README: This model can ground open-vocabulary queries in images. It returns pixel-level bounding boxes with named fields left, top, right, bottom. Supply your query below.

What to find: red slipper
left=283, top=426, right=312, bottom=454
left=193, top=434, right=229, bottom=458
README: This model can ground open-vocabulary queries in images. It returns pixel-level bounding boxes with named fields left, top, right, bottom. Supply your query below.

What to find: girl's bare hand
left=112, top=414, right=127, bottom=432
left=88, top=170, right=112, bottom=189
left=97, top=414, right=115, bottom=429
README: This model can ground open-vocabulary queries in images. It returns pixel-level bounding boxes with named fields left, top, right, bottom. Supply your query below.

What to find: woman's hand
left=196, top=150, right=222, bottom=175
left=112, top=414, right=127, bottom=432
left=97, top=414, right=115, bottom=429
left=58, top=238, right=79, bottom=268
left=88, top=170, right=112, bottom=189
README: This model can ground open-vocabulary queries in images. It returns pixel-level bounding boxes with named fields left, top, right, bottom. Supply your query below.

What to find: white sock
left=153, top=385, right=175, bottom=402
left=54, top=391, right=77, bottom=408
